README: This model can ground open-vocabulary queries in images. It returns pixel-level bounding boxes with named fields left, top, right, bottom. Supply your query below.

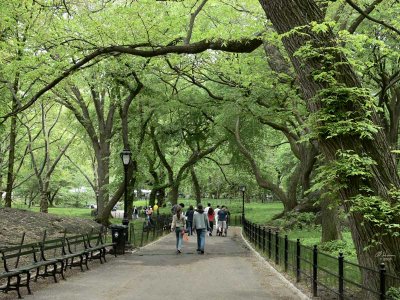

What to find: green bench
left=0, top=230, right=115, bottom=298
left=0, top=243, right=61, bottom=298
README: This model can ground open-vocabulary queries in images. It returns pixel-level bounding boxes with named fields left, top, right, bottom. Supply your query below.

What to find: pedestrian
left=171, top=206, right=186, bottom=254
left=204, top=202, right=211, bottom=214
left=147, top=206, right=154, bottom=226
left=208, top=206, right=215, bottom=236
left=217, top=206, right=228, bottom=236
left=171, top=202, right=185, bottom=215
left=133, top=206, right=139, bottom=220
left=192, top=204, right=210, bottom=254
left=214, top=205, right=220, bottom=227
left=186, top=205, right=195, bottom=236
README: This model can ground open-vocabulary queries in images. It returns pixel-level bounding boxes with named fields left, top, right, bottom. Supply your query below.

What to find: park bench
left=85, top=231, right=116, bottom=263
left=0, top=242, right=60, bottom=298
left=65, top=235, right=90, bottom=271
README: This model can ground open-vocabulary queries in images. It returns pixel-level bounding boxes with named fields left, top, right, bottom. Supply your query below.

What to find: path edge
left=129, top=232, right=172, bottom=253
left=239, top=227, right=311, bottom=300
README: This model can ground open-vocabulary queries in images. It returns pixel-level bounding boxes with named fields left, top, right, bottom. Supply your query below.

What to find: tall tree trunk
left=95, top=149, right=110, bottom=217
left=190, top=166, right=201, bottom=203
left=169, top=184, right=179, bottom=205
left=259, top=0, right=400, bottom=291
left=39, top=190, right=48, bottom=213
left=4, top=113, right=17, bottom=208
left=320, top=195, right=342, bottom=242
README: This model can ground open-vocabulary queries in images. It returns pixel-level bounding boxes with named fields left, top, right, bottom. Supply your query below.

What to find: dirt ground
left=0, top=208, right=102, bottom=248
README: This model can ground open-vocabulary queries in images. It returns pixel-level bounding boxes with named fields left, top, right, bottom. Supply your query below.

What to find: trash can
left=109, top=224, right=128, bottom=255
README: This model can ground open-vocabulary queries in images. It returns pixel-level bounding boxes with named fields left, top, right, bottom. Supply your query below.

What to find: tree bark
left=259, top=0, right=400, bottom=290
left=320, top=195, right=342, bottom=243
left=4, top=111, right=17, bottom=207
left=190, top=166, right=201, bottom=203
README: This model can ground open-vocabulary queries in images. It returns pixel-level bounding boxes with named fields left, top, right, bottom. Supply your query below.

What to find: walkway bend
left=20, top=228, right=309, bottom=300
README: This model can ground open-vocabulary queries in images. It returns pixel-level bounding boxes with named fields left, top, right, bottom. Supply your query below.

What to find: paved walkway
left=20, top=228, right=309, bottom=300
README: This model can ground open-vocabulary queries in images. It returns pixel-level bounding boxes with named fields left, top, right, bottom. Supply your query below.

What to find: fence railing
left=128, top=214, right=172, bottom=248
left=243, top=218, right=400, bottom=300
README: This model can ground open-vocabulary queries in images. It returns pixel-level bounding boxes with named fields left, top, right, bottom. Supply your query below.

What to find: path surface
left=20, top=228, right=308, bottom=300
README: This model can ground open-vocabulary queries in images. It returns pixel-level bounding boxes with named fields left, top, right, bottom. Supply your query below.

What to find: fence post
left=284, top=235, right=288, bottom=272
left=275, top=231, right=279, bottom=265
left=380, top=263, right=386, bottom=300
left=262, top=227, right=266, bottom=253
left=268, top=229, right=272, bottom=258
left=296, top=239, right=301, bottom=282
left=258, top=225, right=262, bottom=248
left=313, top=245, right=318, bottom=297
left=338, top=252, right=344, bottom=300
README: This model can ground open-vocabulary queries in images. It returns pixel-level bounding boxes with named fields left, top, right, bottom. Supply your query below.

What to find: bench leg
left=16, top=275, right=22, bottom=299
left=79, top=255, right=84, bottom=272
left=102, top=249, right=107, bottom=263
left=60, top=261, right=66, bottom=280
left=52, top=263, right=58, bottom=283
left=26, top=272, right=32, bottom=295
left=84, top=254, right=90, bottom=270
left=34, top=267, right=40, bottom=282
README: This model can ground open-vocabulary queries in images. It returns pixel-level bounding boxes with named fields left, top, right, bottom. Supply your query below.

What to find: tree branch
left=0, top=37, right=262, bottom=121
left=345, top=0, right=400, bottom=35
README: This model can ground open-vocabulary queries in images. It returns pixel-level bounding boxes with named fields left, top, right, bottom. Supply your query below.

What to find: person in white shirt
left=214, top=205, right=220, bottom=231
left=204, top=203, right=211, bottom=214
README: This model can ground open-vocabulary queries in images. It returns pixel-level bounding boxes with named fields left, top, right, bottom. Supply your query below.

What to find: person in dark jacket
left=186, top=205, right=195, bottom=236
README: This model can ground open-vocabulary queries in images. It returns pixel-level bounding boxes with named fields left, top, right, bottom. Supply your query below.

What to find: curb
left=239, top=228, right=311, bottom=300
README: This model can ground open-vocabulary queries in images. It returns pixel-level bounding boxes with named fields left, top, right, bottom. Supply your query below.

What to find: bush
left=319, top=239, right=355, bottom=257
left=270, top=211, right=317, bottom=230
left=387, top=287, right=400, bottom=300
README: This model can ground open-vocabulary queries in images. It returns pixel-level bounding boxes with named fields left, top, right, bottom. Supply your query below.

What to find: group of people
left=170, top=203, right=230, bottom=254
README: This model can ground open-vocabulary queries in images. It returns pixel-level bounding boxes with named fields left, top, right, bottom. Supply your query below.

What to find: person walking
left=214, top=205, right=220, bottom=229
left=217, top=206, right=228, bottom=236
left=192, top=204, right=209, bottom=254
left=132, top=206, right=139, bottom=220
left=171, top=206, right=186, bottom=254
left=186, top=205, right=195, bottom=236
left=207, top=206, right=215, bottom=236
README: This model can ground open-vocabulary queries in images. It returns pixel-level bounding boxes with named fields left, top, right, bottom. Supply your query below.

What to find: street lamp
left=95, top=190, right=99, bottom=216
left=120, top=149, right=132, bottom=227
left=156, top=191, right=160, bottom=216
left=239, top=185, right=246, bottom=220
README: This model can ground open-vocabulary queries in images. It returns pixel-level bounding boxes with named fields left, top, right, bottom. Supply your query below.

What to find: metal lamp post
left=240, top=185, right=246, bottom=220
left=120, top=149, right=132, bottom=227
left=95, top=190, right=99, bottom=216
left=156, top=191, right=160, bottom=216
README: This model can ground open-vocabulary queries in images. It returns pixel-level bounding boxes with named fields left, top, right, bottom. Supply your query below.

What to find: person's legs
left=177, top=230, right=183, bottom=251
left=175, top=228, right=180, bottom=251
left=209, top=221, right=213, bottom=236
left=187, top=221, right=192, bottom=235
left=196, top=229, right=201, bottom=251
left=199, top=229, right=206, bottom=253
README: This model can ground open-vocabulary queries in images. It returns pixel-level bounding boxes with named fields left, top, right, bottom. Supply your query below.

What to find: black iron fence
left=128, top=214, right=172, bottom=247
left=243, top=218, right=400, bottom=300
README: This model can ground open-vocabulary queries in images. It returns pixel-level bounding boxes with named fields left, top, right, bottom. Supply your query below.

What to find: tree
left=259, top=0, right=400, bottom=289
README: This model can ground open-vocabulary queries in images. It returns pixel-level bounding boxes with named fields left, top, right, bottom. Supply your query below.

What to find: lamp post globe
left=120, top=149, right=132, bottom=227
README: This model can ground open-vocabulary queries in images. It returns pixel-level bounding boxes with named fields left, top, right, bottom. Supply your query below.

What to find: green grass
left=13, top=205, right=93, bottom=219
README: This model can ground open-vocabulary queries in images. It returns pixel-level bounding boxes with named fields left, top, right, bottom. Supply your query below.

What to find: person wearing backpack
left=192, top=204, right=210, bottom=254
